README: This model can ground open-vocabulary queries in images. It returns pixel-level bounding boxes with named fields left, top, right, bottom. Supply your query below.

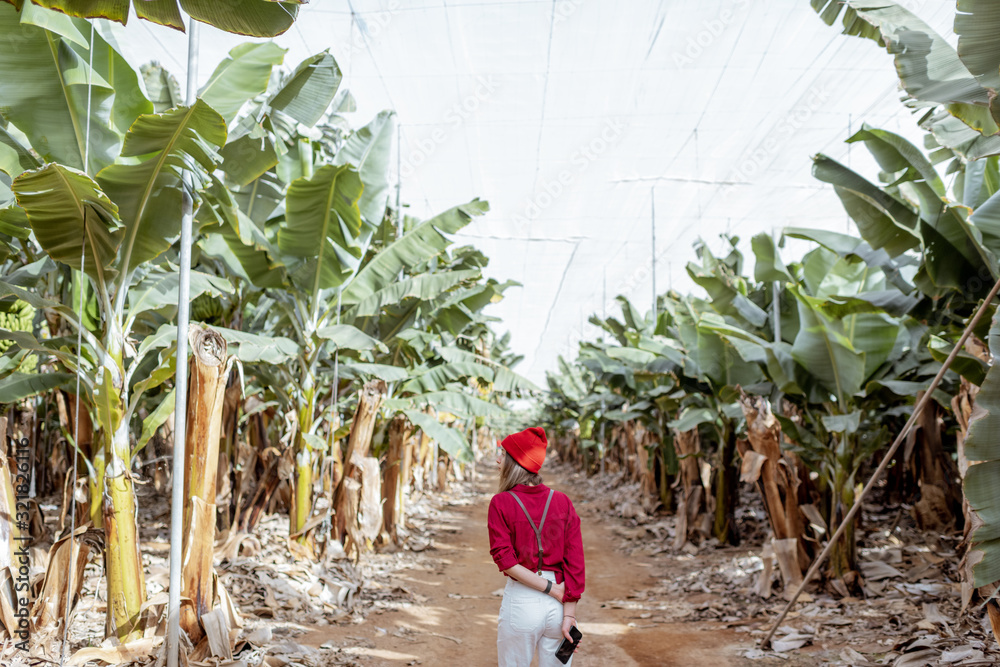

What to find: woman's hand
left=548, top=581, right=565, bottom=603
left=561, top=615, right=579, bottom=645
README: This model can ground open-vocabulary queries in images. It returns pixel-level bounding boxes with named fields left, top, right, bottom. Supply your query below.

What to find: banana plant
left=2, top=0, right=300, bottom=36
left=809, top=0, right=1000, bottom=158
left=0, top=5, right=240, bottom=639
left=703, top=234, right=911, bottom=585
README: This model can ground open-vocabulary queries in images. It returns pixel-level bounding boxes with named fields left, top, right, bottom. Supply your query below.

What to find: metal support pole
left=396, top=123, right=403, bottom=238
left=599, top=397, right=606, bottom=476
left=650, top=188, right=657, bottom=322
left=772, top=281, right=781, bottom=344
left=167, top=20, right=199, bottom=667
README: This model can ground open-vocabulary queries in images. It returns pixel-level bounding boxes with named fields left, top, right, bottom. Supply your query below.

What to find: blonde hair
left=498, top=450, right=542, bottom=493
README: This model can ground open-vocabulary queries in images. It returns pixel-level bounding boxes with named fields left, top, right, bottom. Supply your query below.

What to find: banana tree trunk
left=0, top=416, right=24, bottom=640
left=673, top=427, right=705, bottom=549
left=179, top=326, right=229, bottom=641
left=713, top=422, right=740, bottom=546
left=382, top=414, right=411, bottom=543
left=954, top=377, right=980, bottom=610
left=737, top=391, right=809, bottom=596
left=334, top=380, right=386, bottom=545
left=103, top=420, right=145, bottom=641
left=217, top=373, right=242, bottom=532
left=398, top=431, right=416, bottom=529
left=291, top=374, right=316, bottom=542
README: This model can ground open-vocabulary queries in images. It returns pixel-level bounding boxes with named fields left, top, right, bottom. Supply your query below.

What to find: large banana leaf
left=125, top=269, right=232, bottom=325
left=199, top=42, right=287, bottom=124
left=206, top=219, right=287, bottom=288
left=812, top=154, right=920, bottom=257
left=849, top=124, right=943, bottom=188
left=271, top=51, right=342, bottom=127
left=789, top=285, right=867, bottom=407
left=955, top=0, right=1000, bottom=95
left=404, top=409, right=472, bottom=461
left=278, top=164, right=364, bottom=294
left=436, top=346, right=540, bottom=393
left=183, top=0, right=299, bottom=38
left=219, top=134, right=278, bottom=187
left=686, top=261, right=768, bottom=328
left=315, top=324, right=387, bottom=353
left=97, top=100, right=227, bottom=277
left=0, top=4, right=119, bottom=171
left=12, top=164, right=123, bottom=286
left=847, top=125, right=946, bottom=209
left=0, top=370, right=73, bottom=402
left=211, top=327, right=299, bottom=365
left=233, top=172, right=284, bottom=225
left=345, top=269, right=481, bottom=319
left=812, top=0, right=995, bottom=134
left=751, top=232, right=793, bottom=283
left=783, top=227, right=916, bottom=293
left=677, top=303, right=764, bottom=389
left=341, top=199, right=489, bottom=305
left=962, top=317, right=1000, bottom=587
left=6, top=0, right=299, bottom=36
left=334, top=110, right=396, bottom=227
left=0, top=127, right=41, bottom=185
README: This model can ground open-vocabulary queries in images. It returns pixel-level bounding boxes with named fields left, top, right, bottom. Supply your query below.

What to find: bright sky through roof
left=124, top=0, right=957, bottom=384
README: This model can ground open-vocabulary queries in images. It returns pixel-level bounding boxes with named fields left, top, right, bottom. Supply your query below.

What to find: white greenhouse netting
left=125, top=0, right=957, bottom=383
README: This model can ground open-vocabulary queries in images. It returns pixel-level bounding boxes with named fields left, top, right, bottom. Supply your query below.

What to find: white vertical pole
left=772, top=227, right=781, bottom=344
left=167, top=19, right=199, bottom=667
left=650, top=187, right=657, bottom=323
left=396, top=123, right=403, bottom=238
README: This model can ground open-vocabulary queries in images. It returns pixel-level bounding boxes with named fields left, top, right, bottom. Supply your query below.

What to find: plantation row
left=0, top=1, right=530, bottom=655
left=542, top=0, right=1000, bottom=620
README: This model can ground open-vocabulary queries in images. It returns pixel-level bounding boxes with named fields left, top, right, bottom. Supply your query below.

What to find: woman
left=488, top=427, right=585, bottom=666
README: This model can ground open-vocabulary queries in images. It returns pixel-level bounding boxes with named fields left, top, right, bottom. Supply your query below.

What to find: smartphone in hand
left=555, top=625, right=582, bottom=664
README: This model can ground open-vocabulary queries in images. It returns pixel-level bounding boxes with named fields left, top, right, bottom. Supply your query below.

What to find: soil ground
left=300, top=467, right=751, bottom=666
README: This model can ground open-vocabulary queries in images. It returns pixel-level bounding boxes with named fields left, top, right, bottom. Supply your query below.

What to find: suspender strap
left=508, top=489, right=555, bottom=573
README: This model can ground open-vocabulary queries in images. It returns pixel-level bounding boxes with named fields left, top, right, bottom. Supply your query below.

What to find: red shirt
left=487, top=483, right=586, bottom=603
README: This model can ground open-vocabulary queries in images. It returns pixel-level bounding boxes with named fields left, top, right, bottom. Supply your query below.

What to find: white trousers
left=497, top=571, right=572, bottom=667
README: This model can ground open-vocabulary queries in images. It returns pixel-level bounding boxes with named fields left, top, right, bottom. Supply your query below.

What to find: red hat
left=500, top=427, right=547, bottom=473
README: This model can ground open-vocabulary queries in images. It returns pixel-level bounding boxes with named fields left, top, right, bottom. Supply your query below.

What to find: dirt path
left=301, top=469, right=749, bottom=665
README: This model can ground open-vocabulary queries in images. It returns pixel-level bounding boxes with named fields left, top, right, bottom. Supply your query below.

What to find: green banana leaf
left=811, top=154, right=920, bottom=257
left=279, top=163, right=364, bottom=293
left=847, top=124, right=945, bottom=196
left=212, top=327, right=299, bottom=365
left=0, top=4, right=120, bottom=171
left=271, top=51, right=342, bottom=127
left=751, top=232, right=793, bottom=283
left=0, top=370, right=73, bottom=403
left=404, top=409, right=472, bottom=461
left=98, top=100, right=227, bottom=277
left=346, top=269, right=481, bottom=319
left=815, top=0, right=995, bottom=134
left=334, top=110, right=396, bottom=227
left=962, top=315, right=1000, bottom=587
left=199, top=42, right=287, bottom=124
left=315, top=324, right=387, bottom=353
left=9, top=0, right=300, bottom=36
left=12, top=164, right=124, bottom=285
left=340, top=199, right=489, bottom=306
left=789, top=284, right=867, bottom=406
